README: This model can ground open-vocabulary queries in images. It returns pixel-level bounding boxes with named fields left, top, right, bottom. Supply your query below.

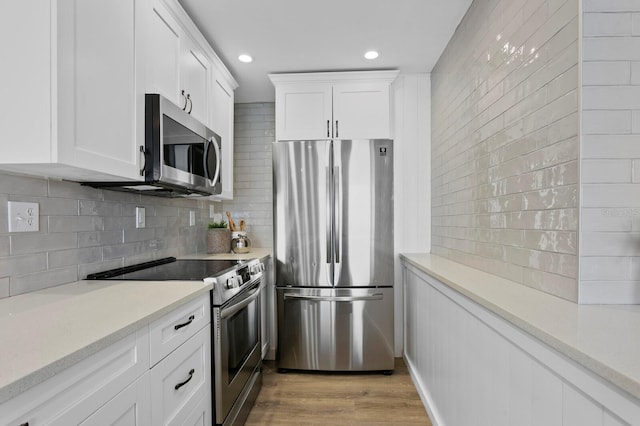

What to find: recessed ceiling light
left=364, top=51, right=379, bottom=60
left=238, top=54, right=253, bottom=63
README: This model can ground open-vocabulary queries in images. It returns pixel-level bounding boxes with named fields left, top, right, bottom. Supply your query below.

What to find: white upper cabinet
left=270, top=71, right=399, bottom=141
left=273, top=83, right=333, bottom=140
left=0, top=0, right=237, bottom=193
left=210, top=68, right=236, bottom=200
left=0, top=0, right=145, bottom=182
left=143, top=0, right=212, bottom=126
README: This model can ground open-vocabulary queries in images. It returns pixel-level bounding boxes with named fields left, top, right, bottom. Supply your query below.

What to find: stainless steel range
left=87, top=257, right=265, bottom=426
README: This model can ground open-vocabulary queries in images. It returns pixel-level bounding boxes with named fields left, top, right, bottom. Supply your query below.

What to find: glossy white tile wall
left=221, top=103, right=274, bottom=248
left=0, top=174, right=217, bottom=298
left=431, top=0, right=580, bottom=300
left=580, top=1, right=640, bottom=304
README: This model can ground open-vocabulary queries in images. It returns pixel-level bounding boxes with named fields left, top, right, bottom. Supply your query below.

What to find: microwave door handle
left=204, top=138, right=221, bottom=187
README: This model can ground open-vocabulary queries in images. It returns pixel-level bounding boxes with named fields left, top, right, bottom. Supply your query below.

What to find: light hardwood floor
left=245, top=358, right=432, bottom=425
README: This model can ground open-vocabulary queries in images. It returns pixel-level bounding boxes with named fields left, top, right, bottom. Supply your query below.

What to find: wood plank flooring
left=245, top=358, right=432, bottom=425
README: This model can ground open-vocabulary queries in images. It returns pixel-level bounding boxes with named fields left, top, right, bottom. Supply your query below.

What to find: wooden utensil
left=239, top=219, right=246, bottom=232
left=226, top=211, right=236, bottom=231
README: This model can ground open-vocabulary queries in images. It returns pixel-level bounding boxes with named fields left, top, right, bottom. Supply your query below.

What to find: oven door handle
left=220, top=286, right=261, bottom=319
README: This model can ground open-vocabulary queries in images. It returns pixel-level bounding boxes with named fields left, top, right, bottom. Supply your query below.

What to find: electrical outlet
left=8, top=201, right=39, bottom=232
left=209, top=205, right=215, bottom=218
left=135, top=207, right=145, bottom=229
left=189, top=210, right=196, bottom=226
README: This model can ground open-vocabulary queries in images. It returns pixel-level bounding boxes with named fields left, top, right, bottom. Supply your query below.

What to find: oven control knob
left=250, top=262, right=265, bottom=275
left=226, top=276, right=239, bottom=289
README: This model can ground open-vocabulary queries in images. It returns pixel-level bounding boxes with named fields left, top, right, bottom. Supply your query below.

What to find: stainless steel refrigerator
left=273, top=139, right=394, bottom=372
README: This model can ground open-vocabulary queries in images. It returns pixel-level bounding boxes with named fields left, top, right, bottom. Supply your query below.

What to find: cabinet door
left=275, top=83, right=332, bottom=140
left=145, top=0, right=183, bottom=108
left=332, top=82, right=391, bottom=139
left=57, top=0, right=143, bottom=181
left=182, top=37, right=211, bottom=125
left=210, top=71, right=235, bottom=199
left=80, top=373, right=151, bottom=426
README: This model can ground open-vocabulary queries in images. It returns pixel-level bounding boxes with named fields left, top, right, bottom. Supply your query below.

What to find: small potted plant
left=207, top=220, right=231, bottom=254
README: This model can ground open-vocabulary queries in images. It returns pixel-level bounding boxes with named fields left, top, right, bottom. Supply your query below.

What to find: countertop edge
left=399, top=253, right=640, bottom=401
left=0, top=284, right=211, bottom=405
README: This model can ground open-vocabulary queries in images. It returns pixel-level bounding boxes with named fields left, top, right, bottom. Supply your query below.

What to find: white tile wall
left=222, top=103, right=274, bottom=249
left=0, top=174, right=217, bottom=298
left=581, top=0, right=640, bottom=303
left=431, top=0, right=580, bottom=300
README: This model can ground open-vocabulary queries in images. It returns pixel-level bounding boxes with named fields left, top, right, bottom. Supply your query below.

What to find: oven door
left=213, top=282, right=262, bottom=425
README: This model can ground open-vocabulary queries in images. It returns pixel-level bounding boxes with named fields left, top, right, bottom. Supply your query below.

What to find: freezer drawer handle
left=283, top=293, right=383, bottom=302
left=174, top=315, right=195, bottom=330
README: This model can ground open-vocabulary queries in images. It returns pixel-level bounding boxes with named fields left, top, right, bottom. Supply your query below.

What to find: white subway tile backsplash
left=432, top=0, right=579, bottom=300
left=580, top=0, right=640, bottom=304
left=583, top=12, right=632, bottom=36
left=10, top=266, right=78, bottom=296
left=222, top=103, right=274, bottom=249
left=582, top=62, right=630, bottom=86
left=581, top=159, right=632, bottom=183
left=0, top=171, right=217, bottom=298
left=582, top=110, right=631, bottom=134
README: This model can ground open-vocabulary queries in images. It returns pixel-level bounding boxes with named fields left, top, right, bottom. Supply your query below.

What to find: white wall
left=393, top=73, right=431, bottom=355
left=580, top=0, right=640, bottom=304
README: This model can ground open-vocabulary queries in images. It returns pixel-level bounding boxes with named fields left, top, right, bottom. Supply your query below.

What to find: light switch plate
left=189, top=210, right=196, bottom=226
left=135, top=207, right=145, bottom=229
left=8, top=201, right=39, bottom=232
left=209, top=205, right=215, bottom=218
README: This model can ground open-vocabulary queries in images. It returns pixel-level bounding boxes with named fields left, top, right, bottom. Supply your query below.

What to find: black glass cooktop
left=86, top=257, right=239, bottom=281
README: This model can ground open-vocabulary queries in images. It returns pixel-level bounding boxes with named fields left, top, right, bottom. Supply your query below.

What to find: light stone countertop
left=0, top=279, right=211, bottom=405
left=400, top=253, right=640, bottom=401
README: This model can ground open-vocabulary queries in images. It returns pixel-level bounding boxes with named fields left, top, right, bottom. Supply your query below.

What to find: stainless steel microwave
left=82, top=94, right=222, bottom=197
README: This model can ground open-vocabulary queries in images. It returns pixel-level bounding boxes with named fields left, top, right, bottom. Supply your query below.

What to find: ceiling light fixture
left=364, top=50, right=379, bottom=60
left=238, top=54, right=253, bottom=63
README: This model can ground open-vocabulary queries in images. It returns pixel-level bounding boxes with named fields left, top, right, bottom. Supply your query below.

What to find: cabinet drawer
left=149, top=294, right=210, bottom=366
left=0, top=329, right=149, bottom=426
left=150, top=325, right=211, bottom=426
left=79, top=372, right=151, bottom=426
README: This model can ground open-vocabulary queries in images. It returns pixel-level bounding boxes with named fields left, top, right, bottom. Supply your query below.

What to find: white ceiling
left=178, top=0, right=473, bottom=103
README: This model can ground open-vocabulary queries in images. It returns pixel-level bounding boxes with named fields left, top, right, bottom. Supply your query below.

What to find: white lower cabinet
left=0, top=294, right=212, bottom=426
left=0, top=330, right=149, bottom=426
left=150, top=325, right=212, bottom=426
left=402, top=262, right=640, bottom=426
left=80, top=373, right=151, bottom=426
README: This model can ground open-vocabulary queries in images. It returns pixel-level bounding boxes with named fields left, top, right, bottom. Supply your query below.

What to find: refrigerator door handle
left=334, top=165, right=342, bottom=265
left=283, top=293, right=384, bottom=302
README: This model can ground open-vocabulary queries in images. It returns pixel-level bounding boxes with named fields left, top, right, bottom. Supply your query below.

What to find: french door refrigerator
left=273, top=139, right=394, bottom=372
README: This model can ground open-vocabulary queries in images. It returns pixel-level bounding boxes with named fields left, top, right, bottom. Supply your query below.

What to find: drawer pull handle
left=20, top=423, right=29, bottom=426
left=174, top=315, right=195, bottom=331
left=174, top=368, right=195, bottom=390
